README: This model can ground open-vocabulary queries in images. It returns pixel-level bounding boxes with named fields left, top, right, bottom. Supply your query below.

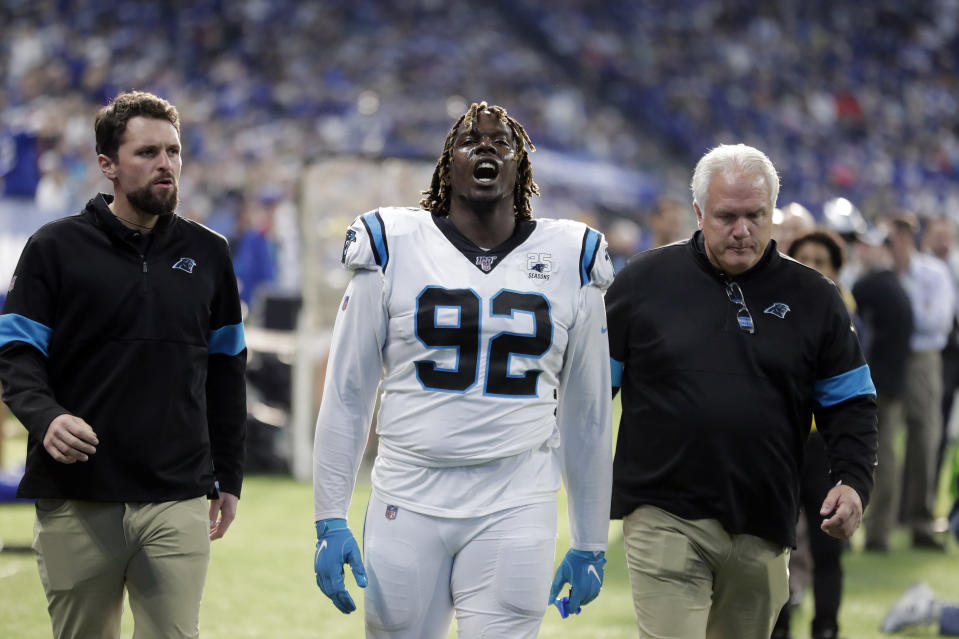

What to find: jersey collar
left=432, top=214, right=537, bottom=274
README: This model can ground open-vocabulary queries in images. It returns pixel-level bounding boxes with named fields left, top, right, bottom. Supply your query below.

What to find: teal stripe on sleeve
left=0, top=313, right=51, bottom=357
left=611, top=357, right=624, bottom=387
left=208, top=323, right=246, bottom=356
left=580, top=229, right=600, bottom=285
left=814, top=364, right=876, bottom=407
left=361, top=212, right=389, bottom=270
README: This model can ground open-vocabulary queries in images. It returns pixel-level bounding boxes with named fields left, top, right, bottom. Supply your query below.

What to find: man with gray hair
left=605, top=144, right=878, bottom=639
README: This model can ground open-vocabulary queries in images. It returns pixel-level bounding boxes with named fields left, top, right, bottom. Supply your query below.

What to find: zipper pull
left=142, top=260, right=148, bottom=273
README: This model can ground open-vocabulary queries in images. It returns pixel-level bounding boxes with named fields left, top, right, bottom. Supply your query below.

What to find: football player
left=312, top=102, right=613, bottom=638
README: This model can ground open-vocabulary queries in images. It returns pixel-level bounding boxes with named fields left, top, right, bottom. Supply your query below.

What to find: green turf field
left=1, top=425, right=956, bottom=637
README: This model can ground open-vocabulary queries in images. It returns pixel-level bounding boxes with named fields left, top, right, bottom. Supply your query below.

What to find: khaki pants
left=623, top=505, right=790, bottom=639
left=864, top=393, right=906, bottom=547
left=33, top=497, right=211, bottom=639
left=903, top=350, right=943, bottom=538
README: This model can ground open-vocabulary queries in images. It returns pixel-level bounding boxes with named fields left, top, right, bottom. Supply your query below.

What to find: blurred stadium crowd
left=2, top=1, right=958, bottom=269
left=514, top=0, right=959, bottom=215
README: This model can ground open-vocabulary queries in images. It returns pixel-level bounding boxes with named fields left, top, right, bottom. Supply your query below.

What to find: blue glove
left=314, top=518, right=368, bottom=613
left=548, top=548, right=606, bottom=616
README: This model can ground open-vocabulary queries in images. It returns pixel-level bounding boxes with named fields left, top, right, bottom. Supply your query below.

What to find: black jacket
left=606, top=232, right=877, bottom=547
left=852, top=268, right=914, bottom=397
left=0, top=194, right=246, bottom=501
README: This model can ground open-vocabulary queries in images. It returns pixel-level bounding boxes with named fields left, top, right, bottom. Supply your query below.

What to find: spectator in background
left=6, top=0, right=959, bottom=240
left=231, top=197, right=277, bottom=310
left=925, top=217, right=959, bottom=285
left=641, top=195, right=691, bottom=250
left=771, top=202, right=815, bottom=254
left=0, top=90, right=247, bottom=638
left=923, top=216, right=959, bottom=477
left=887, top=214, right=955, bottom=551
left=853, top=226, right=916, bottom=552
left=606, top=144, right=877, bottom=639
left=34, top=151, right=71, bottom=215
left=262, top=187, right=301, bottom=293
left=606, top=216, right=642, bottom=272
left=821, top=197, right=870, bottom=295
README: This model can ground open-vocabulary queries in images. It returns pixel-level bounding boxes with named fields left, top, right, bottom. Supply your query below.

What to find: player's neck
left=448, top=201, right=516, bottom=249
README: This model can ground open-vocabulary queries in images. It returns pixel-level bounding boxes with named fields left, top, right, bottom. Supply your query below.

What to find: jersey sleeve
left=0, top=234, right=69, bottom=438
left=604, top=259, right=634, bottom=392
left=812, top=283, right=878, bottom=507
left=580, top=227, right=614, bottom=289
left=341, top=209, right=389, bottom=272
left=313, top=267, right=388, bottom=520
left=556, top=284, right=613, bottom=551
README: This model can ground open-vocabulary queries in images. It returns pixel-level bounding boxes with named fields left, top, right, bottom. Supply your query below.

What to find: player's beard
left=126, top=181, right=178, bottom=217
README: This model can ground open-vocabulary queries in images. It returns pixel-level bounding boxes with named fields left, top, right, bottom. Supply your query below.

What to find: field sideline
left=1, top=471, right=956, bottom=638
left=1, top=411, right=957, bottom=638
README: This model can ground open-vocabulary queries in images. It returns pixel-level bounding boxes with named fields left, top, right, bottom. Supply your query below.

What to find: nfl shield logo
left=385, top=505, right=398, bottom=520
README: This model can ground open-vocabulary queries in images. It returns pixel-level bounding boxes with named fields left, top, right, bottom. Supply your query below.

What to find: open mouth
left=472, top=160, right=499, bottom=183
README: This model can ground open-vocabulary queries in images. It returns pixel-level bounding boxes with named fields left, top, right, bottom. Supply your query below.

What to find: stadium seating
left=2, top=0, right=956, bottom=231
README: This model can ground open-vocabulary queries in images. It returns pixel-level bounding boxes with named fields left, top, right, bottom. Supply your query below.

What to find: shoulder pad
left=341, top=209, right=389, bottom=271
left=341, top=207, right=436, bottom=271
left=580, top=226, right=615, bottom=289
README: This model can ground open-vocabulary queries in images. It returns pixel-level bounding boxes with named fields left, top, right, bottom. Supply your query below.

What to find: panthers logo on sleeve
left=342, top=229, right=357, bottom=263
left=341, top=209, right=388, bottom=272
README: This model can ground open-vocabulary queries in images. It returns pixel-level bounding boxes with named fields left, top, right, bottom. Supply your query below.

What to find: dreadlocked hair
left=420, top=101, right=539, bottom=220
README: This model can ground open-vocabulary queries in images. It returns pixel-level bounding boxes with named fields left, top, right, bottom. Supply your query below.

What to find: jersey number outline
left=414, top=287, right=552, bottom=396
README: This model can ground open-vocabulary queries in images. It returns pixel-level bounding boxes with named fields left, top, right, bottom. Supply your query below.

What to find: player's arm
left=312, top=266, right=386, bottom=613
left=0, top=235, right=74, bottom=444
left=206, top=240, right=247, bottom=539
left=604, top=258, right=633, bottom=399
left=313, top=267, right=387, bottom=519
left=550, top=282, right=612, bottom=615
left=813, top=285, right=878, bottom=540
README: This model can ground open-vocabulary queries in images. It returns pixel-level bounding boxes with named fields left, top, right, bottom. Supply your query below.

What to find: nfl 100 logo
left=475, top=255, right=497, bottom=272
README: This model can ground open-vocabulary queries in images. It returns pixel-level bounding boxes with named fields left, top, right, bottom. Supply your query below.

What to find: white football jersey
left=314, top=207, right=613, bottom=549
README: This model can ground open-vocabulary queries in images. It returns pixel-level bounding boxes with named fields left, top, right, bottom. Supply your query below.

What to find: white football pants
left=363, top=492, right=557, bottom=639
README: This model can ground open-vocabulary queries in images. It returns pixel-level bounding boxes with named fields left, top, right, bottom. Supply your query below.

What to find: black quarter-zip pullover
left=0, top=194, right=247, bottom=501
left=606, top=231, right=877, bottom=547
